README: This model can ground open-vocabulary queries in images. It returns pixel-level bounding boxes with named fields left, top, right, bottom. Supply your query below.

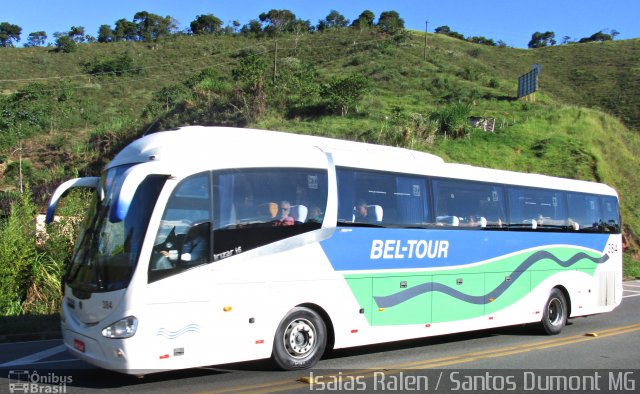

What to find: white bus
left=47, top=126, right=622, bottom=374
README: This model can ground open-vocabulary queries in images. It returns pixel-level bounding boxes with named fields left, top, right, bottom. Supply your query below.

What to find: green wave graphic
left=373, top=250, right=608, bottom=308
left=344, top=247, right=605, bottom=325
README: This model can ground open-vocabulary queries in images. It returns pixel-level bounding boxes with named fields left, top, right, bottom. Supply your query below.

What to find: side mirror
left=46, top=177, right=100, bottom=224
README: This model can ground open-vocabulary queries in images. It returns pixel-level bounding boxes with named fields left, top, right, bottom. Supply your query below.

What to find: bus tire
left=540, top=288, right=567, bottom=335
left=271, top=307, right=327, bottom=370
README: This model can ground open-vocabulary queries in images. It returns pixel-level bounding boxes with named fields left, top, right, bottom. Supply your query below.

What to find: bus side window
left=149, top=172, right=212, bottom=283
left=508, top=187, right=567, bottom=230
left=213, top=169, right=328, bottom=260
left=600, top=196, right=620, bottom=233
left=336, top=168, right=428, bottom=227
left=432, top=179, right=505, bottom=229
left=567, top=193, right=601, bottom=232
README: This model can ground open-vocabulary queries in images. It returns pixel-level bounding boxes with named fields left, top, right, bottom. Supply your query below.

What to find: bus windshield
left=65, top=165, right=166, bottom=293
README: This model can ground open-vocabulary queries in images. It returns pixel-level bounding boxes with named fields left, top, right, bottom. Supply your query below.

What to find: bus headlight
left=102, top=316, right=138, bottom=339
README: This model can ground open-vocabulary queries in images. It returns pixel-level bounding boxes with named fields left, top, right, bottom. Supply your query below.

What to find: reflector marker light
left=223, top=306, right=232, bottom=312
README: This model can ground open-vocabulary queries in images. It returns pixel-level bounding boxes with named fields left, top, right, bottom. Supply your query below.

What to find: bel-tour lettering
left=370, top=239, right=449, bottom=260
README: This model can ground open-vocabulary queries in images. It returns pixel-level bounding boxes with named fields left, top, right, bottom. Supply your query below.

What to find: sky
left=2, top=0, right=639, bottom=48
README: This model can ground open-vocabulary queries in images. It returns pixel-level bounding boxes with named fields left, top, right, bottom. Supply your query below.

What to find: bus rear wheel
left=272, top=307, right=327, bottom=370
left=540, top=288, right=567, bottom=335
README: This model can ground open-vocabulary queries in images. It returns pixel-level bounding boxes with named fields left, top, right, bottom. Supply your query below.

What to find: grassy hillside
left=1, top=29, right=639, bottom=269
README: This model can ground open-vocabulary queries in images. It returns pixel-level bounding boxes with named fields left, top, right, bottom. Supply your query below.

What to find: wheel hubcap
left=284, top=318, right=315, bottom=358
left=548, top=297, right=563, bottom=326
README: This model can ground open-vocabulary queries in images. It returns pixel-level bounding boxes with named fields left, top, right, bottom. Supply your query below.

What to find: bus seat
left=290, top=205, right=308, bottom=223
left=436, top=215, right=459, bottom=226
left=479, top=216, right=487, bottom=228
left=368, top=205, right=383, bottom=222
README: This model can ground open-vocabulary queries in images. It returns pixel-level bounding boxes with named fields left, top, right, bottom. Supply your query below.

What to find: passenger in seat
left=273, top=200, right=295, bottom=226
left=354, top=200, right=376, bottom=224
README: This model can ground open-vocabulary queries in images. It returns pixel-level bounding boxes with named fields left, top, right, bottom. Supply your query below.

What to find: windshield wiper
left=66, top=202, right=106, bottom=286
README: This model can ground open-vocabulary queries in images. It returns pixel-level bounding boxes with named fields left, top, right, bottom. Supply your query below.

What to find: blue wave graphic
left=373, top=250, right=609, bottom=308
left=156, top=324, right=200, bottom=339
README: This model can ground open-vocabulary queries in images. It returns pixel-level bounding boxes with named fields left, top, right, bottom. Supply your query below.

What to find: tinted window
left=601, top=196, right=621, bottom=233
left=508, top=187, right=567, bottom=230
left=213, top=168, right=328, bottom=259
left=149, top=173, right=212, bottom=283
left=337, top=168, right=429, bottom=227
left=567, top=193, right=601, bottom=232
left=432, top=179, right=506, bottom=228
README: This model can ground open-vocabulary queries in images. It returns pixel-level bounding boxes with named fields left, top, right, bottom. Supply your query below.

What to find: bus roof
left=108, top=126, right=617, bottom=197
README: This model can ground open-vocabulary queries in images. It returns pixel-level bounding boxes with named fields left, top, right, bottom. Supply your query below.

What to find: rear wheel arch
left=554, top=285, right=572, bottom=317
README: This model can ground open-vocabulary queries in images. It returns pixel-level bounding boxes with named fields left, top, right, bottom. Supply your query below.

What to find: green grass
left=624, top=253, right=640, bottom=280
left=1, top=28, right=639, bottom=264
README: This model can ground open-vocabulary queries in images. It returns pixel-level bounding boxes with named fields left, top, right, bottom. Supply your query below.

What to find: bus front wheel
left=271, top=307, right=327, bottom=370
left=540, top=288, right=567, bottom=335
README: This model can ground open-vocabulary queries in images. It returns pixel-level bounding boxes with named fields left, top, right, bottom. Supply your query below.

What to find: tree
left=240, top=19, right=263, bottom=37
left=528, top=31, right=556, bottom=48
left=25, top=31, right=47, bottom=47
left=435, top=25, right=464, bottom=40
left=270, top=58, right=319, bottom=110
left=467, top=36, right=496, bottom=46
left=68, top=26, right=85, bottom=43
left=54, top=35, right=77, bottom=53
left=351, top=10, right=375, bottom=30
left=97, top=24, right=114, bottom=43
left=133, top=11, right=177, bottom=41
left=578, top=30, right=613, bottom=43
left=232, top=50, right=268, bottom=119
left=232, top=20, right=241, bottom=34
left=0, top=22, right=22, bottom=47
left=321, top=74, right=370, bottom=116
left=113, top=18, right=137, bottom=41
left=259, top=9, right=297, bottom=36
left=317, top=10, right=349, bottom=32
left=190, top=14, right=223, bottom=35
left=377, top=11, right=404, bottom=35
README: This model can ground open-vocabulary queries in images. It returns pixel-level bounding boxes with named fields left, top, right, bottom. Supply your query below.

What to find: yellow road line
left=200, top=323, right=640, bottom=394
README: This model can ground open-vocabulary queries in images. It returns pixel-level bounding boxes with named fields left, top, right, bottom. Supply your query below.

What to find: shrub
left=83, top=54, right=140, bottom=77
left=429, top=103, right=472, bottom=139
left=54, top=36, right=77, bottom=53
left=0, top=190, right=39, bottom=315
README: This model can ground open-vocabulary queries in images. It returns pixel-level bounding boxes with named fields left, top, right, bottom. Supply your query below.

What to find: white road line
left=623, top=289, right=640, bottom=294
left=623, top=293, right=640, bottom=298
left=0, top=344, right=67, bottom=367
left=623, top=284, right=640, bottom=289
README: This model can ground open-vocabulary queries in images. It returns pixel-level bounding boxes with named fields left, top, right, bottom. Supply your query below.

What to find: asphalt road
left=1, top=281, right=639, bottom=393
